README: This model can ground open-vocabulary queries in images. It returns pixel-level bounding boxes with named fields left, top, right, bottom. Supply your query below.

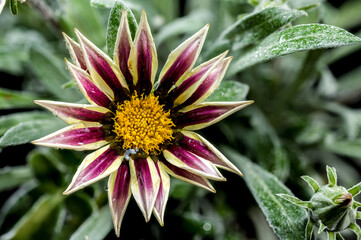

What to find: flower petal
left=66, top=60, right=111, bottom=107
left=180, top=131, right=242, bottom=176
left=128, top=11, right=158, bottom=94
left=163, top=145, right=225, bottom=181
left=169, top=51, right=227, bottom=108
left=129, top=157, right=160, bottom=222
left=159, top=155, right=215, bottom=193
left=63, top=33, right=87, bottom=71
left=32, top=122, right=107, bottom=150
left=114, top=10, right=134, bottom=90
left=155, top=25, right=208, bottom=96
left=64, top=145, right=122, bottom=194
left=153, top=161, right=170, bottom=226
left=108, top=162, right=131, bottom=237
left=34, top=100, right=109, bottom=124
left=179, top=56, right=232, bottom=108
left=75, top=29, right=129, bottom=100
left=174, top=101, right=254, bottom=130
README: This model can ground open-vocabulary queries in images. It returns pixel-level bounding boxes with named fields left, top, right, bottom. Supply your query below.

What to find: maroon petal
left=174, top=101, right=254, bottom=130
left=155, top=25, right=209, bottom=97
left=34, top=100, right=109, bottom=124
left=64, top=145, right=122, bottom=194
left=32, top=123, right=107, bottom=150
left=114, top=10, right=134, bottom=90
left=153, top=161, right=170, bottom=226
left=163, top=145, right=225, bottom=181
left=75, top=29, right=129, bottom=100
left=179, top=131, right=242, bottom=175
left=108, top=163, right=131, bottom=237
left=66, top=60, right=111, bottom=107
left=159, top=155, right=215, bottom=192
left=128, top=11, right=158, bottom=95
left=129, top=157, right=160, bottom=221
left=63, top=33, right=87, bottom=71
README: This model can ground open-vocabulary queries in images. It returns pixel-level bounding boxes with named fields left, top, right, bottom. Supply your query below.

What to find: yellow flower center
left=112, top=93, right=174, bottom=154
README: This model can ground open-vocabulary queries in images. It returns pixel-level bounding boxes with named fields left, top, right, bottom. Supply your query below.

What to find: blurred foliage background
left=1, top=0, right=361, bottom=239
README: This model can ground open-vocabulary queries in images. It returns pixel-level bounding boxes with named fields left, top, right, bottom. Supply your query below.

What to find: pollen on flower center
left=112, top=93, right=174, bottom=154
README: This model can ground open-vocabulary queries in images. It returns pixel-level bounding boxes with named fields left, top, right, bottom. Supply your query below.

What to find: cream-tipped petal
left=32, top=122, right=107, bottom=151
left=128, top=10, right=158, bottom=94
left=108, top=163, right=131, bottom=237
left=34, top=100, right=109, bottom=124
left=180, top=130, right=242, bottom=176
left=63, top=145, right=122, bottom=195
left=114, top=10, right=134, bottom=89
left=153, top=162, right=170, bottom=226
left=156, top=24, right=209, bottom=95
left=175, top=101, right=254, bottom=131
left=75, top=29, right=129, bottom=100
left=66, top=60, right=111, bottom=107
left=63, top=32, right=87, bottom=70
left=163, top=146, right=225, bottom=181
left=129, top=157, right=160, bottom=222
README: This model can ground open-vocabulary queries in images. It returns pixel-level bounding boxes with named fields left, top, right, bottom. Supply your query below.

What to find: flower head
left=32, top=10, right=253, bottom=236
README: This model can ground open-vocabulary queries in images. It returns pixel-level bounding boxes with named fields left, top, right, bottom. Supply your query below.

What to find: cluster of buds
left=278, top=166, right=361, bottom=240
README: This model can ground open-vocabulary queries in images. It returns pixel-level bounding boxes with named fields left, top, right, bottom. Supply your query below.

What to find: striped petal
left=75, top=29, right=129, bottom=100
left=128, top=11, right=158, bottom=95
left=66, top=60, right=111, bottom=107
left=34, top=100, right=109, bottom=124
left=63, top=33, right=87, bottom=71
left=108, top=163, right=131, bottom=237
left=129, top=157, right=160, bottom=222
left=32, top=122, right=107, bottom=150
left=163, top=145, right=225, bottom=181
left=180, top=56, right=232, bottom=108
left=169, top=51, right=227, bottom=107
left=174, top=101, right=254, bottom=131
left=64, top=145, right=122, bottom=194
left=159, top=156, right=215, bottom=192
left=153, top=161, right=170, bottom=226
left=180, top=131, right=242, bottom=176
left=114, top=10, right=134, bottom=90
left=155, top=25, right=209, bottom=96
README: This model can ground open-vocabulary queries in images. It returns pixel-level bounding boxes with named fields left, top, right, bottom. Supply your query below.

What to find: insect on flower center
left=112, top=93, right=174, bottom=154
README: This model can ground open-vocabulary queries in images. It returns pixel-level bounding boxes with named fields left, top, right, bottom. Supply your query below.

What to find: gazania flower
left=33, top=10, right=253, bottom=236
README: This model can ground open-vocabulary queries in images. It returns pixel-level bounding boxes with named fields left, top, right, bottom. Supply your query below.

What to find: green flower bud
left=309, top=185, right=356, bottom=231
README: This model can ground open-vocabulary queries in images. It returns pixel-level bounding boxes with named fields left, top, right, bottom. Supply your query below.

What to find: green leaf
left=90, top=0, right=116, bottom=8
left=0, top=166, right=33, bottom=191
left=224, top=147, right=308, bottom=240
left=207, top=80, right=249, bottom=102
left=0, top=118, right=66, bottom=147
left=29, top=46, right=80, bottom=102
left=326, top=165, right=337, bottom=186
left=1, top=193, right=63, bottom=240
left=0, top=111, right=51, bottom=136
left=0, top=88, right=38, bottom=109
left=106, top=0, right=137, bottom=55
left=324, top=139, right=361, bottom=159
left=69, top=206, right=113, bottom=240
left=219, top=7, right=306, bottom=49
left=229, top=24, right=361, bottom=75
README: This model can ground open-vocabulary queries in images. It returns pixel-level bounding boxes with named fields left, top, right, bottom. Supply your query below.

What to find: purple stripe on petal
left=63, top=33, right=87, bottom=71
left=44, top=127, right=104, bottom=146
left=135, top=29, right=153, bottom=94
left=68, top=147, right=119, bottom=191
left=156, top=39, right=200, bottom=95
left=159, top=156, right=214, bottom=192
left=84, top=43, right=125, bottom=93
left=179, top=134, right=230, bottom=170
left=134, top=158, right=154, bottom=203
left=154, top=163, right=163, bottom=212
left=116, top=21, right=133, bottom=90
left=67, top=62, right=110, bottom=107
left=165, top=145, right=222, bottom=180
left=174, top=105, right=234, bottom=129
left=111, top=163, right=131, bottom=226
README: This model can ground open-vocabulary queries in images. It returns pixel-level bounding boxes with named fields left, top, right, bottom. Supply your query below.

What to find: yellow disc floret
left=112, top=93, right=174, bottom=154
